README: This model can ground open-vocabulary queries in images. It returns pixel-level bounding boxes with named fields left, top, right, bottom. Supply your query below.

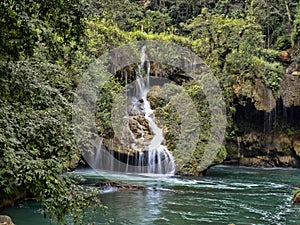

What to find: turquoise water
left=1, top=166, right=300, bottom=225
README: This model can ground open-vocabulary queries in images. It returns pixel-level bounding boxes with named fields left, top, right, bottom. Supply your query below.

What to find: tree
left=0, top=1, right=103, bottom=224
left=246, top=0, right=299, bottom=49
left=0, top=0, right=90, bottom=61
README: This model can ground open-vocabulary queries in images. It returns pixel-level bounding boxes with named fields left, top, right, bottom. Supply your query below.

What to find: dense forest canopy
left=0, top=0, right=299, bottom=224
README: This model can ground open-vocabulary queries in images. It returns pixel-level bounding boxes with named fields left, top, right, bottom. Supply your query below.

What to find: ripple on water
left=2, top=166, right=300, bottom=225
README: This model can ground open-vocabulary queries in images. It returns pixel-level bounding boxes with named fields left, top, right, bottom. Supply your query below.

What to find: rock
left=235, top=131, right=299, bottom=167
left=232, top=79, right=276, bottom=112
left=0, top=215, right=14, bottom=225
left=102, top=116, right=154, bottom=155
left=291, top=136, right=300, bottom=156
left=280, top=74, right=300, bottom=107
left=95, top=180, right=145, bottom=191
left=292, top=71, right=300, bottom=76
left=232, top=79, right=252, bottom=97
left=292, top=190, right=300, bottom=204
left=279, top=48, right=294, bottom=63
left=239, top=155, right=297, bottom=168
left=252, top=80, right=276, bottom=112
left=286, top=62, right=300, bottom=74
left=280, top=50, right=290, bottom=62
left=239, top=157, right=274, bottom=167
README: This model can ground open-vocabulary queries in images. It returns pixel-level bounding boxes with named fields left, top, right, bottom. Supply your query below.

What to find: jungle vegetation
left=0, top=0, right=299, bottom=223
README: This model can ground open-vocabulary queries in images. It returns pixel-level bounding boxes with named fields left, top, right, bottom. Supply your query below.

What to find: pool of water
left=1, top=166, right=300, bottom=225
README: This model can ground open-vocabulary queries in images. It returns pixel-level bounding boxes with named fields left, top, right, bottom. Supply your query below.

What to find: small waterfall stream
left=127, top=46, right=175, bottom=174
left=88, top=46, right=175, bottom=175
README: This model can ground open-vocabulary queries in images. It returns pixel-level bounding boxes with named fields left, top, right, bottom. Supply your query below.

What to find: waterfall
left=125, top=45, right=175, bottom=174
left=88, top=46, right=175, bottom=175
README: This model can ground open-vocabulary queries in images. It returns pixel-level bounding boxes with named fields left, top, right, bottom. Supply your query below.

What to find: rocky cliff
left=226, top=59, right=300, bottom=167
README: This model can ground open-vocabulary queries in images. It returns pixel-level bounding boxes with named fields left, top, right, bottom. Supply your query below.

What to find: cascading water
left=123, top=46, right=175, bottom=174
left=86, top=46, right=175, bottom=175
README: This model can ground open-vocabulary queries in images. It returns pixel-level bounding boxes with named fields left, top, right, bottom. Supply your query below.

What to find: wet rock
left=286, top=62, right=300, bottom=74
left=279, top=48, right=294, bottom=63
left=279, top=74, right=300, bottom=107
left=252, top=80, right=276, bottom=112
left=102, top=116, right=154, bottom=155
left=239, top=156, right=296, bottom=167
left=230, top=131, right=299, bottom=167
left=0, top=215, right=14, bottom=225
left=292, top=190, right=300, bottom=204
left=291, top=136, right=300, bottom=156
left=95, top=180, right=145, bottom=191
left=232, top=79, right=276, bottom=112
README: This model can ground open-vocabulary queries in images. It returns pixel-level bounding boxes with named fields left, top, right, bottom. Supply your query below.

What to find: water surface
left=1, top=166, right=300, bottom=225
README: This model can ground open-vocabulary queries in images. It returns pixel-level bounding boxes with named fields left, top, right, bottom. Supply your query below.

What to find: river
left=1, top=166, right=300, bottom=225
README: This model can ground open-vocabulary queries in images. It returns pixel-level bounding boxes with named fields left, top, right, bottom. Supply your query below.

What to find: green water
left=1, top=166, right=300, bottom=225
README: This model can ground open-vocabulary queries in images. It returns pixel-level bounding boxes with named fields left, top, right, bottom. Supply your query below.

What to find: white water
left=125, top=46, right=175, bottom=174
left=88, top=46, right=175, bottom=175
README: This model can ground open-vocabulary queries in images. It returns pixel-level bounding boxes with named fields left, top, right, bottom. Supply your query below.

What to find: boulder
left=279, top=50, right=290, bottom=62
left=252, top=80, right=276, bottom=112
left=280, top=74, right=300, bottom=107
left=0, top=215, right=14, bottom=225
left=292, top=190, right=300, bottom=204
left=232, top=79, right=276, bottom=112
left=286, top=62, right=300, bottom=74
left=291, top=136, right=300, bottom=156
left=103, top=115, right=154, bottom=155
left=279, top=48, right=294, bottom=63
left=95, top=180, right=145, bottom=191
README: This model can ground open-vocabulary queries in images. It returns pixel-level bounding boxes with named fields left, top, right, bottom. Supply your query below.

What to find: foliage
left=96, top=76, right=123, bottom=136
left=0, top=61, right=102, bottom=224
left=1, top=0, right=300, bottom=221
left=246, top=0, right=299, bottom=49
left=0, top=0, right=90, bottom=61
left=291, top=5, right=300, bottom=48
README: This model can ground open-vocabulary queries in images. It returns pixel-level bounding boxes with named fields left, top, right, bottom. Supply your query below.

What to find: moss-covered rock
left=0, top=215, right=14, bottom=225
left=149, top=81, right=226, bottom=175
left=280, top=74, right=300, bottom=107
left=292, top=190, right=300, bottom=204
left=95, top=180, right=145, bottom=191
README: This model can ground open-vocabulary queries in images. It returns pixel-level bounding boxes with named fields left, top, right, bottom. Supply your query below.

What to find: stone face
left=232, top=79, right=276, bottom=112
left=232, top=64, right=300, bottom=110
left=95, top=180, right=145, bottom=191
left=0, top=215, right=14, bottom=225
left=228, top=131, right=300, bottom=167
left=279, top=50, right=291, bottom=62
left=292, top=136, right=300, bottom=156
left=292, top=190, right=300, bottom=204
left=280, top=74, right=300, bottom=107
left=252, top=80, right=276, bottom=112
left=103, top=115, right=154, bottom=155
left=286, top=62, right=300, bottom=74
left=239, top=156, right=296, bottom=168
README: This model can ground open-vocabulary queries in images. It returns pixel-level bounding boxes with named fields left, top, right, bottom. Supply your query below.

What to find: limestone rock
left=279, top=48, right=294, bottom=63
left=292, top=190, right=300, bottom=204
left=292, top=136, right=300, bottom=156
left=239, top=156, right=296, bottom=167
left=103, top=116, right=154, bottom=155
left=279, top=74, right=300, bottom=107
left=95, top=179, right=145, bottom=191
left=235, top=132, right=299, bottom=167
left=279, top=50, right=290, bottom=62
left=252, top=80, right=276, bottom=112
left=0, top=215, right=14, bottom=225
left=286, top=62, right=300, bottom=74
left=232, top=78, right=276, bottom=112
